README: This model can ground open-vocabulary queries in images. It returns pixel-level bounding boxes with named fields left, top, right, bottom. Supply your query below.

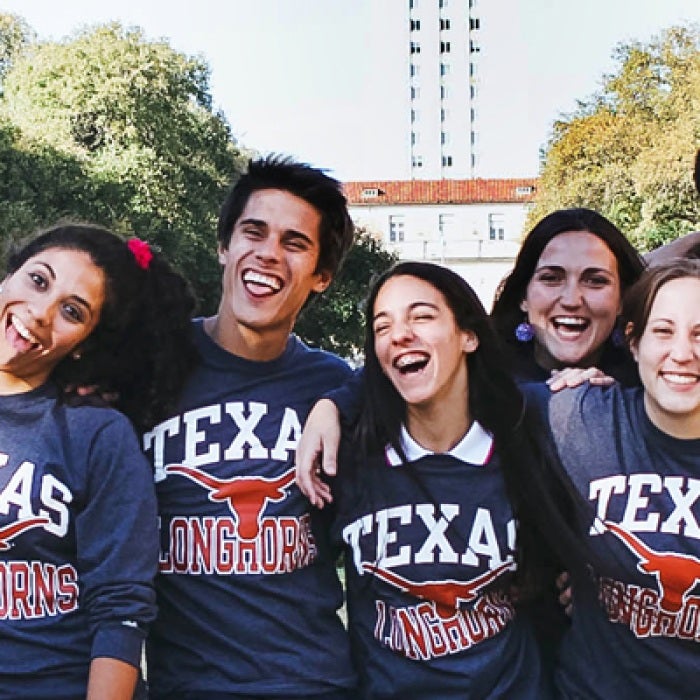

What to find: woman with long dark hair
left=0, top=224, right=196, bottom=699
left=332, top=262, right=585, bottom=698
left=491, top=207, right=645, bottom=386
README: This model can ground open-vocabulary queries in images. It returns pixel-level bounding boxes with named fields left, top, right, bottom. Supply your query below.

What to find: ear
left=625, top=321, right=638, bottom=361
left=519, top=298, right=529, bottom=313
left=311, top=269, right=332, bottom=294
left=461, top=329, right=479, bottom=354
left=217, top=243, right=228, bottom=265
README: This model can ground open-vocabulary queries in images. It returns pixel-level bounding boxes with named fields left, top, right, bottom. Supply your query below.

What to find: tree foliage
left=296, top=227, right=397, bottom=357
left=0, top=20, right=247, bottom=311
left=0, top=13, right=33, bottom=84
left=0, top=15, right=396, bottom=351
left=531, top=25, right=700, bottom=251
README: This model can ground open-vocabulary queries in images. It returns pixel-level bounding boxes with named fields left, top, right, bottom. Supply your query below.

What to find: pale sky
left=1, top=0, right=698, bottom=180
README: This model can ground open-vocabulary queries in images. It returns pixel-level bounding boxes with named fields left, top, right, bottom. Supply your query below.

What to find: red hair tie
left=127, top=238, right=153, bottom=270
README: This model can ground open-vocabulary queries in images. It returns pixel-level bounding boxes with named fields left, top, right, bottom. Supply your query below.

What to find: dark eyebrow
left=238, top=217, right=267, bottom=228
left=534, top=264, right=614, bottom=275
left=36, top=261, right=56, bottom=281
left=238, top=218, right=316, bottom=247
left=372, top=300, right=438, bottom=323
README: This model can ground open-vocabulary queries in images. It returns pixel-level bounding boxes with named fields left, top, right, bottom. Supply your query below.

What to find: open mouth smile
left=551, top=316, right=590, bottom=336
left=6, top=314, right=41, bottom=352
left=393, top=351, right=430, bottom=375
left=660, top=371, right=700, bottom=386
left=242, top=269, right=283, bottom=296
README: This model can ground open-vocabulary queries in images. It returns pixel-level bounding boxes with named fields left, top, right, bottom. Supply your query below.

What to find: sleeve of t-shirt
left=75, top=413, right=159, bottom=669
left=323, top=367, right=365, bottom=425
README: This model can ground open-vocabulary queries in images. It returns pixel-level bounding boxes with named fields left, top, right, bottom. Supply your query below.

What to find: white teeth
left=11, top=316, right=38, bottom=344
left=662, top=373, right=699, bottom=385
left=395, top=352, right=429, bottom=368
left=553, top=316, right=588, bottom=328
left=243, top=270, right=281, bottom=291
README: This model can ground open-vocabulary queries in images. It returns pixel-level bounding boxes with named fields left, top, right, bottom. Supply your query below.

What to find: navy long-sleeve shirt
left=0, top=382, right=158, bottom=699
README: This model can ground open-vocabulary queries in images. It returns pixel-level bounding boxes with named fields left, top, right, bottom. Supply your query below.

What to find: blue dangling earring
left=515, top=320, right=535, bottom=343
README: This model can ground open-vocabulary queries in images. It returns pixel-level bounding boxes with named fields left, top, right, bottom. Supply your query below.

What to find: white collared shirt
left=385, top=421, right=494, bottom=467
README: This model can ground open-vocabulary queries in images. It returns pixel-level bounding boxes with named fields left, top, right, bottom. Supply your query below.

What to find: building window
left=412, top=155, right=423, bottom=168
left=410, top=0, right=418, bottom=8
left=410, top=86, right=420, bottom=99
left=439, top=0, right=448, bottom=7
left=471, top=153, right=477, bottom=169
left=440, top=41, right=451, bottom=53
left=440, top=63, right=450, bottom=76
left=389, top=216, right=406, bottom=243
left=440, top=18, right=451, bottom=30
left=471, top=130, right=477, bottom=145
left=410, top=42, right=421, bottom=54
left=411, top=109, right=419, bottom=123
left=410, top=63, right=419, bottom=77
left=470, top=17, right=480, bottom=30
left=489, top=213, right=505, bottom=240
left=470, top=40, right=480, bottom=53
left=470, top=62, right=476, bottom=77
left=440, top=85, right=449, bottom=99
left=442, top=155, right=453, bottom=166
left=470, top=108, right=476, bottom=122
left=441, top=108, right=448, bottom=121
left=438, top=213, right=455, bottom=235
left=411, top=131, right=419, bottom=146
left=410, top=19, right=421, bottom=31
left=441, top=131, right=449, bottom=145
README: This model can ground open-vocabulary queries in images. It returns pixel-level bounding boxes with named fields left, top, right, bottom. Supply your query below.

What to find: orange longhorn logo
left=165, top=465, right=296, bottom=540
left=605, top=521, right=700, bottom=613
left=363, top=559, right=515, bottom=619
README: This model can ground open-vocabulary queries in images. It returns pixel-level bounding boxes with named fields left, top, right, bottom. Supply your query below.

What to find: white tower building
left=407, top=0, right=481, bottom=179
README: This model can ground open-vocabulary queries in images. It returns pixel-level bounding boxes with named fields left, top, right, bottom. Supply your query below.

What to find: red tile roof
left=344, top=178, right=538, bottom=205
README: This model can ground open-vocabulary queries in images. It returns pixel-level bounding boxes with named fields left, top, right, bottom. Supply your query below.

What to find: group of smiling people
left=0, top=150, right=699, bottom=699
left=296, top=204, right=700, bottom=697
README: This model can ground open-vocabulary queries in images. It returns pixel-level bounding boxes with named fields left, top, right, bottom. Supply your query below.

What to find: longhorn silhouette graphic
left=165, top=465, right=296, bottom=540
left=605, top=521, right=700, bottom=613
left=363, top=559, right=515, bottom=618
left=0, top=516, right=50, bottom=551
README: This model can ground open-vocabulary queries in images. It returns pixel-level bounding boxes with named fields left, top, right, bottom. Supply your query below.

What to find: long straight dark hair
left=357, top=261, right=592, bottom=592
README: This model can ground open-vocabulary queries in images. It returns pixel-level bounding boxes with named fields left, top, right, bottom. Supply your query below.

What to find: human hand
left=547, top=366, right=615, bottom=392
left=295, top=399, right=342, bottom=508
left=556, top=571, right=573, bottom=617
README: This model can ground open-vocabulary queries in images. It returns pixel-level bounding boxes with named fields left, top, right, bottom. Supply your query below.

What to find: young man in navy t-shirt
left=144, top=156, right=357, bottom=699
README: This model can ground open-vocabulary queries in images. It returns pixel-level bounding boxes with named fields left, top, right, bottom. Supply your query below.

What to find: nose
left=390, top=320, right=414, bottom=345
left=255, top=233, right=282, bottom=262
left=559, top=279, right=583, bottom=308
left=26, top=296, right=54, bottom=326
left=669, top=333, right=695, bottom=363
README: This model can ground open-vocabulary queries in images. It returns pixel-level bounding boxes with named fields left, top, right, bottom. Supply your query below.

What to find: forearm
left=87, top=657, right=139, bottom=700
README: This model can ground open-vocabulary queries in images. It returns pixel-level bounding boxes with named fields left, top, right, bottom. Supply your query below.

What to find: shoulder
left=59, top=399, right=140, bottom=443
left=289, top=337, right=353, bottom=377
left=545, top=383, right=641, bottom=451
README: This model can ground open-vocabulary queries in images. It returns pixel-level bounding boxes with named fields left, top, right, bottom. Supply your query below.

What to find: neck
left=533, top=342, right=604, bottom=373
left=203, top=315, right=290, bottom=362
left=644, top=394, right=700, bottom=440
left=405, top=403, right=471, bottom=454
left=0, top=369, right=46, bottom=395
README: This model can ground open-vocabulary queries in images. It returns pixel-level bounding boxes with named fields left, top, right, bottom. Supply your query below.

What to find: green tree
left=0, top=21, right=246, bottom=310
left=531, top=25, right=700, bottom=251
left=296, top=227, right=397, bottom=357
left=0, top=13, right=33, bottom=84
